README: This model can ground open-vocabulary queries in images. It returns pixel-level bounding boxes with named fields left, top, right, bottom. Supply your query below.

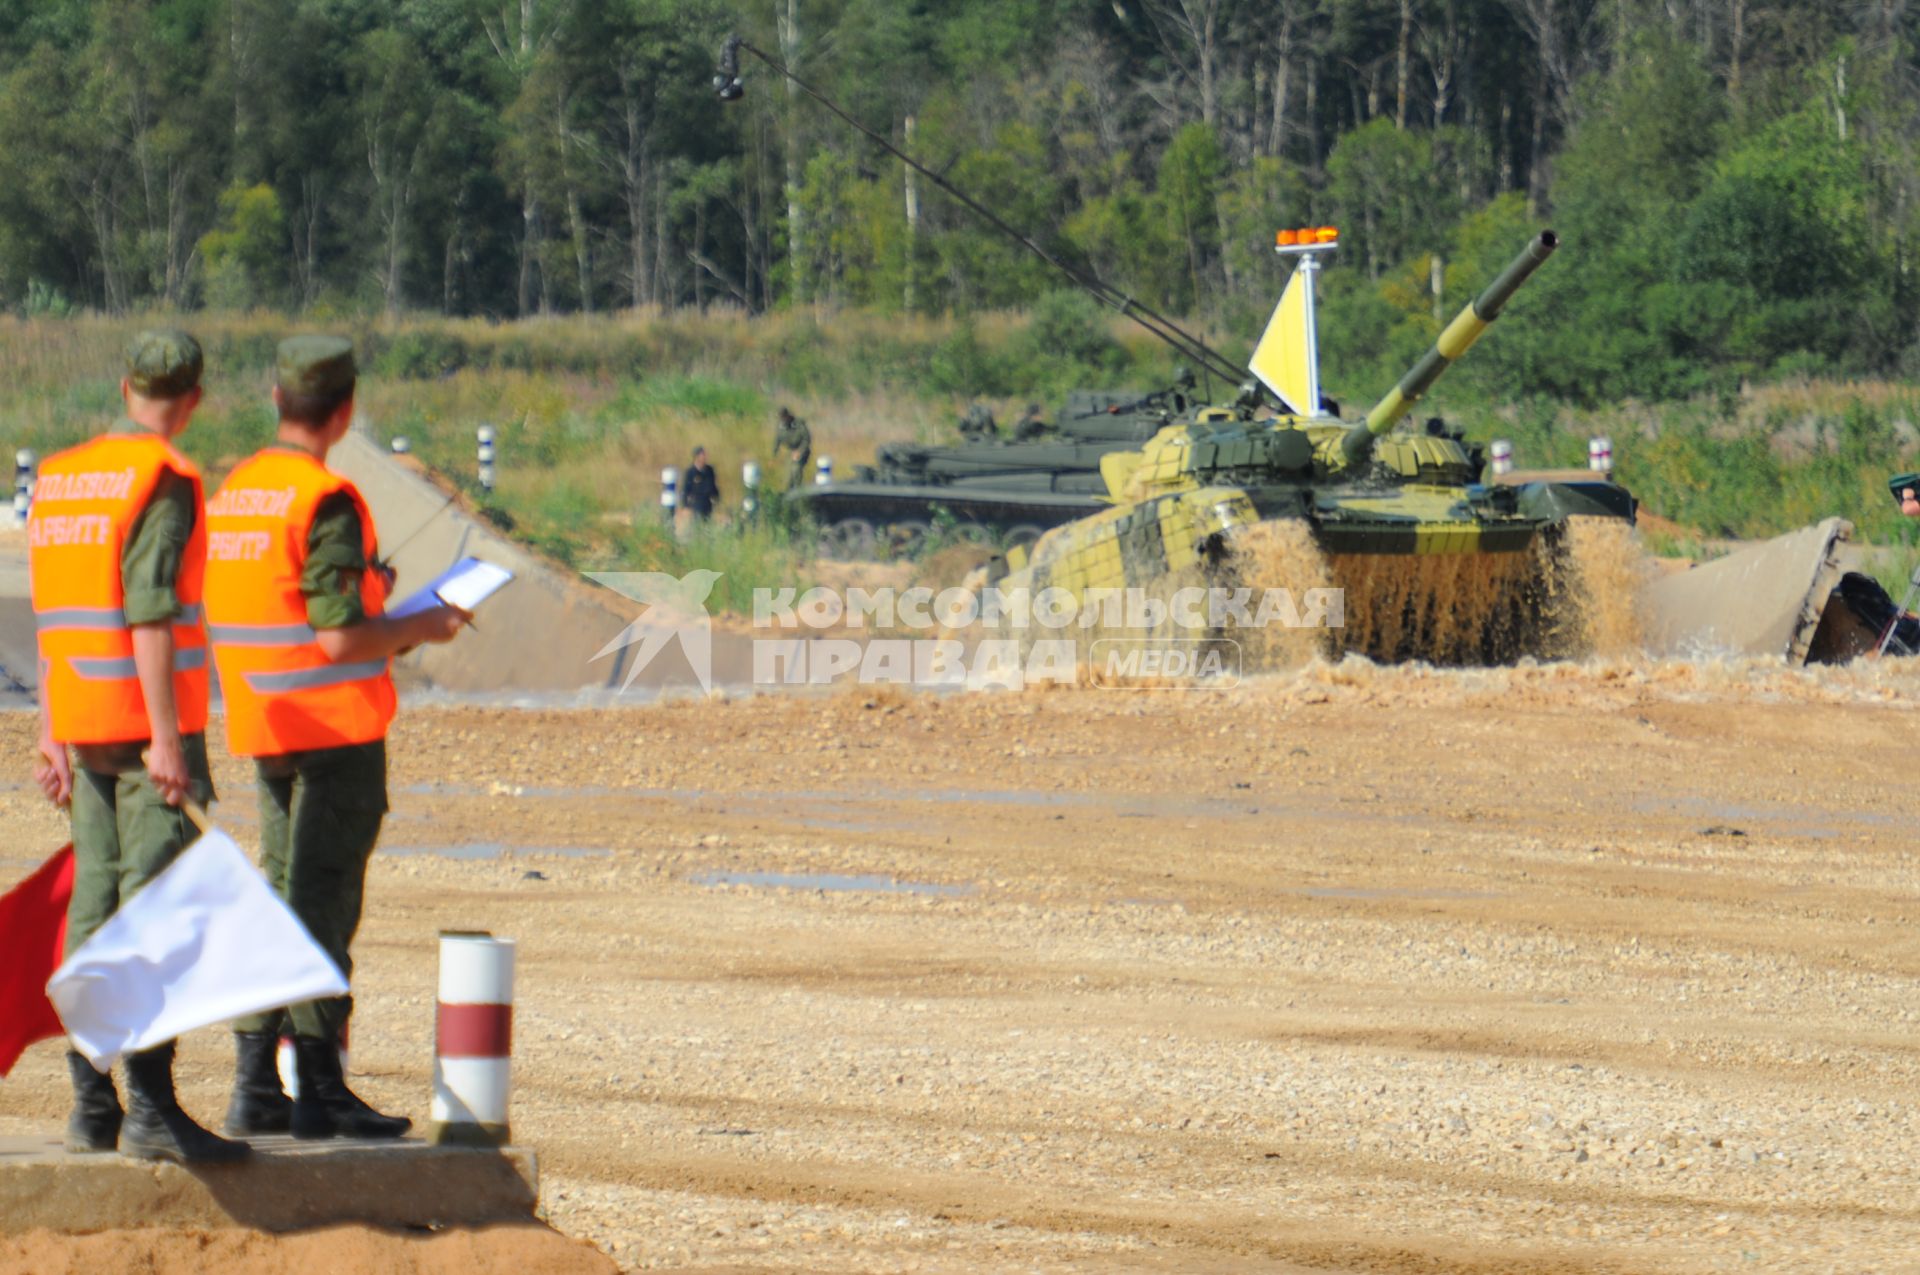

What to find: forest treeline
left=0, top=0, right=1915, bottom=404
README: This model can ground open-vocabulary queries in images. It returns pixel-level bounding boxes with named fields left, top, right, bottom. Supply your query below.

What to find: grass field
left=4, top=309, right=1918, bottom=596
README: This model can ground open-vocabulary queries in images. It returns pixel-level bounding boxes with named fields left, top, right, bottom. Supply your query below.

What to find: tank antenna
left=714, top=34, right=1244, bottom=388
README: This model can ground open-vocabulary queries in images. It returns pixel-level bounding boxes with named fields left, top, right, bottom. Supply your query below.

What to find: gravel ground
left=5, top=656, right=1920, bottom=1272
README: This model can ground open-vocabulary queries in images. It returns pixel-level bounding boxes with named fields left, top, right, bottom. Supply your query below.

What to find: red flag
left=0, top=845, right=73, bottom=1077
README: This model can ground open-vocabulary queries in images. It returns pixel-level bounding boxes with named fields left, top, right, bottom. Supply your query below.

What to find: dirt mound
left=0, top=1223, right=617, bottom=1275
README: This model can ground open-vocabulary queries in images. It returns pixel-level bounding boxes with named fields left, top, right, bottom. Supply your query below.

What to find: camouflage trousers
left=66, top=734, right=215, bottom=957
left=231, top=740, right=388, bottom=1042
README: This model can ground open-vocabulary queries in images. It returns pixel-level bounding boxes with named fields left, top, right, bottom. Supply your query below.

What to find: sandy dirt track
left=4, top=659, right=1920, bottom=1273
left=0, top=1223, right=617, bottom=1275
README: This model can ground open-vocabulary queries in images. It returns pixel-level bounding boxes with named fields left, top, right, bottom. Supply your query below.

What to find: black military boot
left=64, top=1050, right=122, bottom=1153
left=119, top=1042, right=251, bottom=1164
left=222, top=1031, right=292, bottom=1137
left=290, top=1035, right=410, bottom=1140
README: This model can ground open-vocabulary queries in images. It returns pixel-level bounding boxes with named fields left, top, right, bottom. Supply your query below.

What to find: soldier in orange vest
left=29, top=330, right=249, bottom=1164
left=205, top=336, right=467, bottom=1140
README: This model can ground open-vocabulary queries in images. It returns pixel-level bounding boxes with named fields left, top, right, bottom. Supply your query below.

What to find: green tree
left=1065, top=182, right=1182, bottom=316
left=1497, top=29, right=1729, bottom=401
left=478, top=0, right=564, bottom=314
left=199, top=182, right=287, bottom=309
left=1676, top=97, right=1888, bottom=375
left=1157, top=121, right=1224, bottom=312
left=352, top=27, right=446, bottom=314
left=1324, top=118, right=1464, bottom=281
left=1216, top=154, right=1310, bottom=313
left=922, top=119, right=1061, bottom=309
left=0, top=44, right=83, bottom=306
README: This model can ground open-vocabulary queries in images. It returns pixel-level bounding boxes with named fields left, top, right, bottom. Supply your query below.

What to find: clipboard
left=387, top=557, right=514, bottom=619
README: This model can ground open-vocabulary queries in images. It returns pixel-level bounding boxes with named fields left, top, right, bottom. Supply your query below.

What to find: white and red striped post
left=14, top=449, right=36, bottom=521
left=429, top=930, right=516, bottom=1146
left=1588, top=435, right=1614, bottom=474
left=1489, top=439, right=1514, bottom=477
left=477, top=425, right=497, bottom=495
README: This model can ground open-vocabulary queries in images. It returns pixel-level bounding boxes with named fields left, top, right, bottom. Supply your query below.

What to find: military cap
left=276, top=335, right=357, bottom=399
left=125, top=328, right=204, bottom=398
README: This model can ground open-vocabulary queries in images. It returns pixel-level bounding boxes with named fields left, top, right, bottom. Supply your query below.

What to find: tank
left=712, top=40, right=1638, bottom=664
left=983, top=232, right=1641, bottom=666
left=792, top=378, right=1210, bottom=560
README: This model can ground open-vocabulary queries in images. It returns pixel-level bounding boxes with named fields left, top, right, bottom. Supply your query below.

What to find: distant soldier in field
left=683, top=446, right=720, bottom=521
left=956, top=403, right=998, bottom=442
left=774, top=407, right=812, bottom=490
left=1011, top=403, right=1052, bottom=441
left=30, top=329, right=248, bottom=1164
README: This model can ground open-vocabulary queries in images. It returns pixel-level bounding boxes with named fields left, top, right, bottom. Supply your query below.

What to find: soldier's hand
left=420, top=603, right=471, bottom=645
left=1902, top=487, right=1920, bottom=517
left=146, top=733, right=191, bottom=808
left=35, top=735, right=72, bottom=808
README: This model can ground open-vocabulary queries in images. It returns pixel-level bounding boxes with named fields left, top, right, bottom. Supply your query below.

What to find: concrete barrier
left=0, top=535, right=37, bottom=699
left=0, top=1133, right=537, bottom=1234
left=332, top=429, right=770, bottom=696
left=328, top=430, right=644, bottom=694
left=1640, top=517, right=1855, bottom=664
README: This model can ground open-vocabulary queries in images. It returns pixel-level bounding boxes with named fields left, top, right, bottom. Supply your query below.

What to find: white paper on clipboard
left=387, top=557, right=514, bottom=618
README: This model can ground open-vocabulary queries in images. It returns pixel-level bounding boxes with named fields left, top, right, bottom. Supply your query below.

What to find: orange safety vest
left=203, top=448, right=396, bottom=757
left=28, top=432, right=210, bottom=745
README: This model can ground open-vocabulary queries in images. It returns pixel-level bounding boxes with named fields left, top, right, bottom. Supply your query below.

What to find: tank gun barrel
left=1343, top=231, right=1558, bottom=465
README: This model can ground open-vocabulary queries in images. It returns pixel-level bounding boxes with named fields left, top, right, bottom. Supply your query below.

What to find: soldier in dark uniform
left=1011, top=404, right=1051, bottom=441
left=683, top=446, right=720, bottom=520
left=774, top=407, right=812, bottom=491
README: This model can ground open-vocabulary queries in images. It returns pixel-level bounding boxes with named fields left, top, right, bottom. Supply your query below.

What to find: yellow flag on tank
left=1249, top=267, right=1322, bottom=417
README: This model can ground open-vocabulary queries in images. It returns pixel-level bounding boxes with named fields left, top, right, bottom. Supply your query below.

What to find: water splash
left=1555, top=516, right=1654, bottom=658
left=1325, top=547, right=1541, bottom=665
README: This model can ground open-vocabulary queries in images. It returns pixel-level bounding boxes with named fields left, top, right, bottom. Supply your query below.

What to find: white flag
left=47, top=827, right=348, bottom=1071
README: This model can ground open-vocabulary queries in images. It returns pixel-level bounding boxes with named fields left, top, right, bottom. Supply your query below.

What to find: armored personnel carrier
left=794, top=381, right=1208, bottom=559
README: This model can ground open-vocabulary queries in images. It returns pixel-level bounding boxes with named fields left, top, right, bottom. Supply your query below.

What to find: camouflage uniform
left=775, top=410, right=812, bottom=490
left=220, top=336, right=410, bottom=1143
left=230, top=340, right=388, bottom=1046
left=1011, top=405, right=1051, bottom=442
left=957, top=404, right=998, bottom=442
left=47, top=330, right=247, bottom=1165
left=225, top=498, right=388, bottom=1045
left=64, top=421, right=214, bottom=957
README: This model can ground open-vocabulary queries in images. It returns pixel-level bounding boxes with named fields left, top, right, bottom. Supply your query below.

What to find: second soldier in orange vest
left=205, top=336, right=467, bottom=1140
